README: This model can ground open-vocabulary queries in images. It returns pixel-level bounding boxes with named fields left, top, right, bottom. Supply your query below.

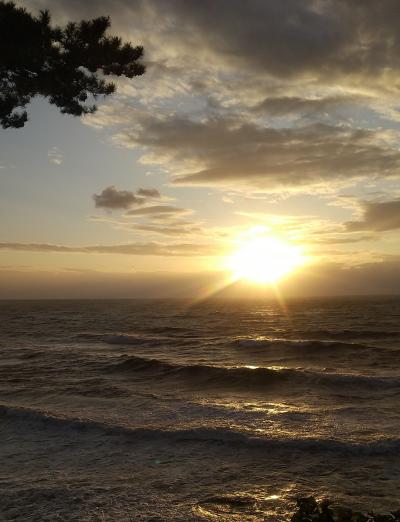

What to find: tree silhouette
left=0, top=1, right=145, bottom=128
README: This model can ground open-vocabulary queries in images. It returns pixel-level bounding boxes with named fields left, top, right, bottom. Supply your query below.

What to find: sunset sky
left=2, top=0, right=400, bottom=298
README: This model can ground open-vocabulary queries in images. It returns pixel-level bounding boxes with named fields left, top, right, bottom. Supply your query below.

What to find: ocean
left=0, top=297, right=399, bottom=521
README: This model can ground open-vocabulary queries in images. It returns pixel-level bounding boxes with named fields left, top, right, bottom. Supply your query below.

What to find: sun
left=227, top=236, right=304, bottom=284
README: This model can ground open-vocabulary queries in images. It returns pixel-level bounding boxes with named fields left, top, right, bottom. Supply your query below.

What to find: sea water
left=0, top=297, right=399, bottom=520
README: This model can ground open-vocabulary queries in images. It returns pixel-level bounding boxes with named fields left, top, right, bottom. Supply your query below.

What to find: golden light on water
left=227, top=235, right=304, bottom=284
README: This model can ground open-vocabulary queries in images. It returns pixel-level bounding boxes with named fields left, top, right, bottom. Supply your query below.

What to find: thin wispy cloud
left=0, top=241, right=221, bottom=256
left=136, top=187, right=161, bottom=198
left=48, top=146, right=63, bottom=165
left=126, top=205, right=191, bottom=217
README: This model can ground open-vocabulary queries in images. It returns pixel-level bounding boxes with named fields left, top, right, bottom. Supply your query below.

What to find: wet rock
left=291, top=496, right=320, bottom=521
left=290, top=497, right=400, bottom=522
left=331, top=505, right=354, bottom=521
left=351, top=512, right=370, bottom=522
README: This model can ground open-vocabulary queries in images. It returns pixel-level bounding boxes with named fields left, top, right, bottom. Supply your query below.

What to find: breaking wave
left=1, top=403, right=399, bottom=457
left=103, top=354, right=400, bottom=391
left=305, top=329, right=400, bottom=340
left=233, top=337, right=374, bottom=352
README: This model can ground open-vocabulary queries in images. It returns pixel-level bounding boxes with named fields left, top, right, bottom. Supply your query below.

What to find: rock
left=350, top=512, right=370, bottom=522
left=297, top=496, right=320, bottom=515
left=330, top=505, right=355, bottom=521
left=289, top=497, right=400, bottom=522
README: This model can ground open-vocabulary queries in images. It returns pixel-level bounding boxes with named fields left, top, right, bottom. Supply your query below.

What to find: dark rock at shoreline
left=291, top=497, right=400, bottom=522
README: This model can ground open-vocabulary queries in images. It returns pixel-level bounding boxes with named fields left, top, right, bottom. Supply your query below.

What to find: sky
left=1, top=0, right=400, bottom=298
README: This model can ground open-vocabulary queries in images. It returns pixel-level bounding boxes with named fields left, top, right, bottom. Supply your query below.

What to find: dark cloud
left=346, top=199, right=400, bottom=232
left=136, top=187, right=161, bottom=198
left=93, top=186, right=164, bottom=212
left=120, top=115, right=400, bottom=191
left=93, top=186, right=144, bottom=210
left=252, top=95, right=364, bottom=117
left=91, top=194, right=198, bottom=237
left=169, top=0, right=400, bottom=84
left=0, top=241, right=219, bottom=256
left=22, top=0, right=400, bottom=86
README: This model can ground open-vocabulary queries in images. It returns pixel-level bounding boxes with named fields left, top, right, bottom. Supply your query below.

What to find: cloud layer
left=93, top=186, right=144, bottom=209
left=10, top=0, right=400, bottom=290
left=24, top=0, right=400, bottom=87
left=346, top=199, right=400, bottom=232
left=117, top=117, right=400, bottom=191
left=91, top=184, right=199, bottom=238
left=23, top=0, right=400, bottom=194
left=0, top=241, right=218, bottom=256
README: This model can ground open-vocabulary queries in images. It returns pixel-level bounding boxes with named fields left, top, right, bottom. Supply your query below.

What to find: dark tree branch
left=0, top=1, right=145, bottom=128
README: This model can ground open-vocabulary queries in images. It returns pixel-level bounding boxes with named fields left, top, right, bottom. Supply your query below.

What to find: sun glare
left=228, top=236, right=303, bottom=284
